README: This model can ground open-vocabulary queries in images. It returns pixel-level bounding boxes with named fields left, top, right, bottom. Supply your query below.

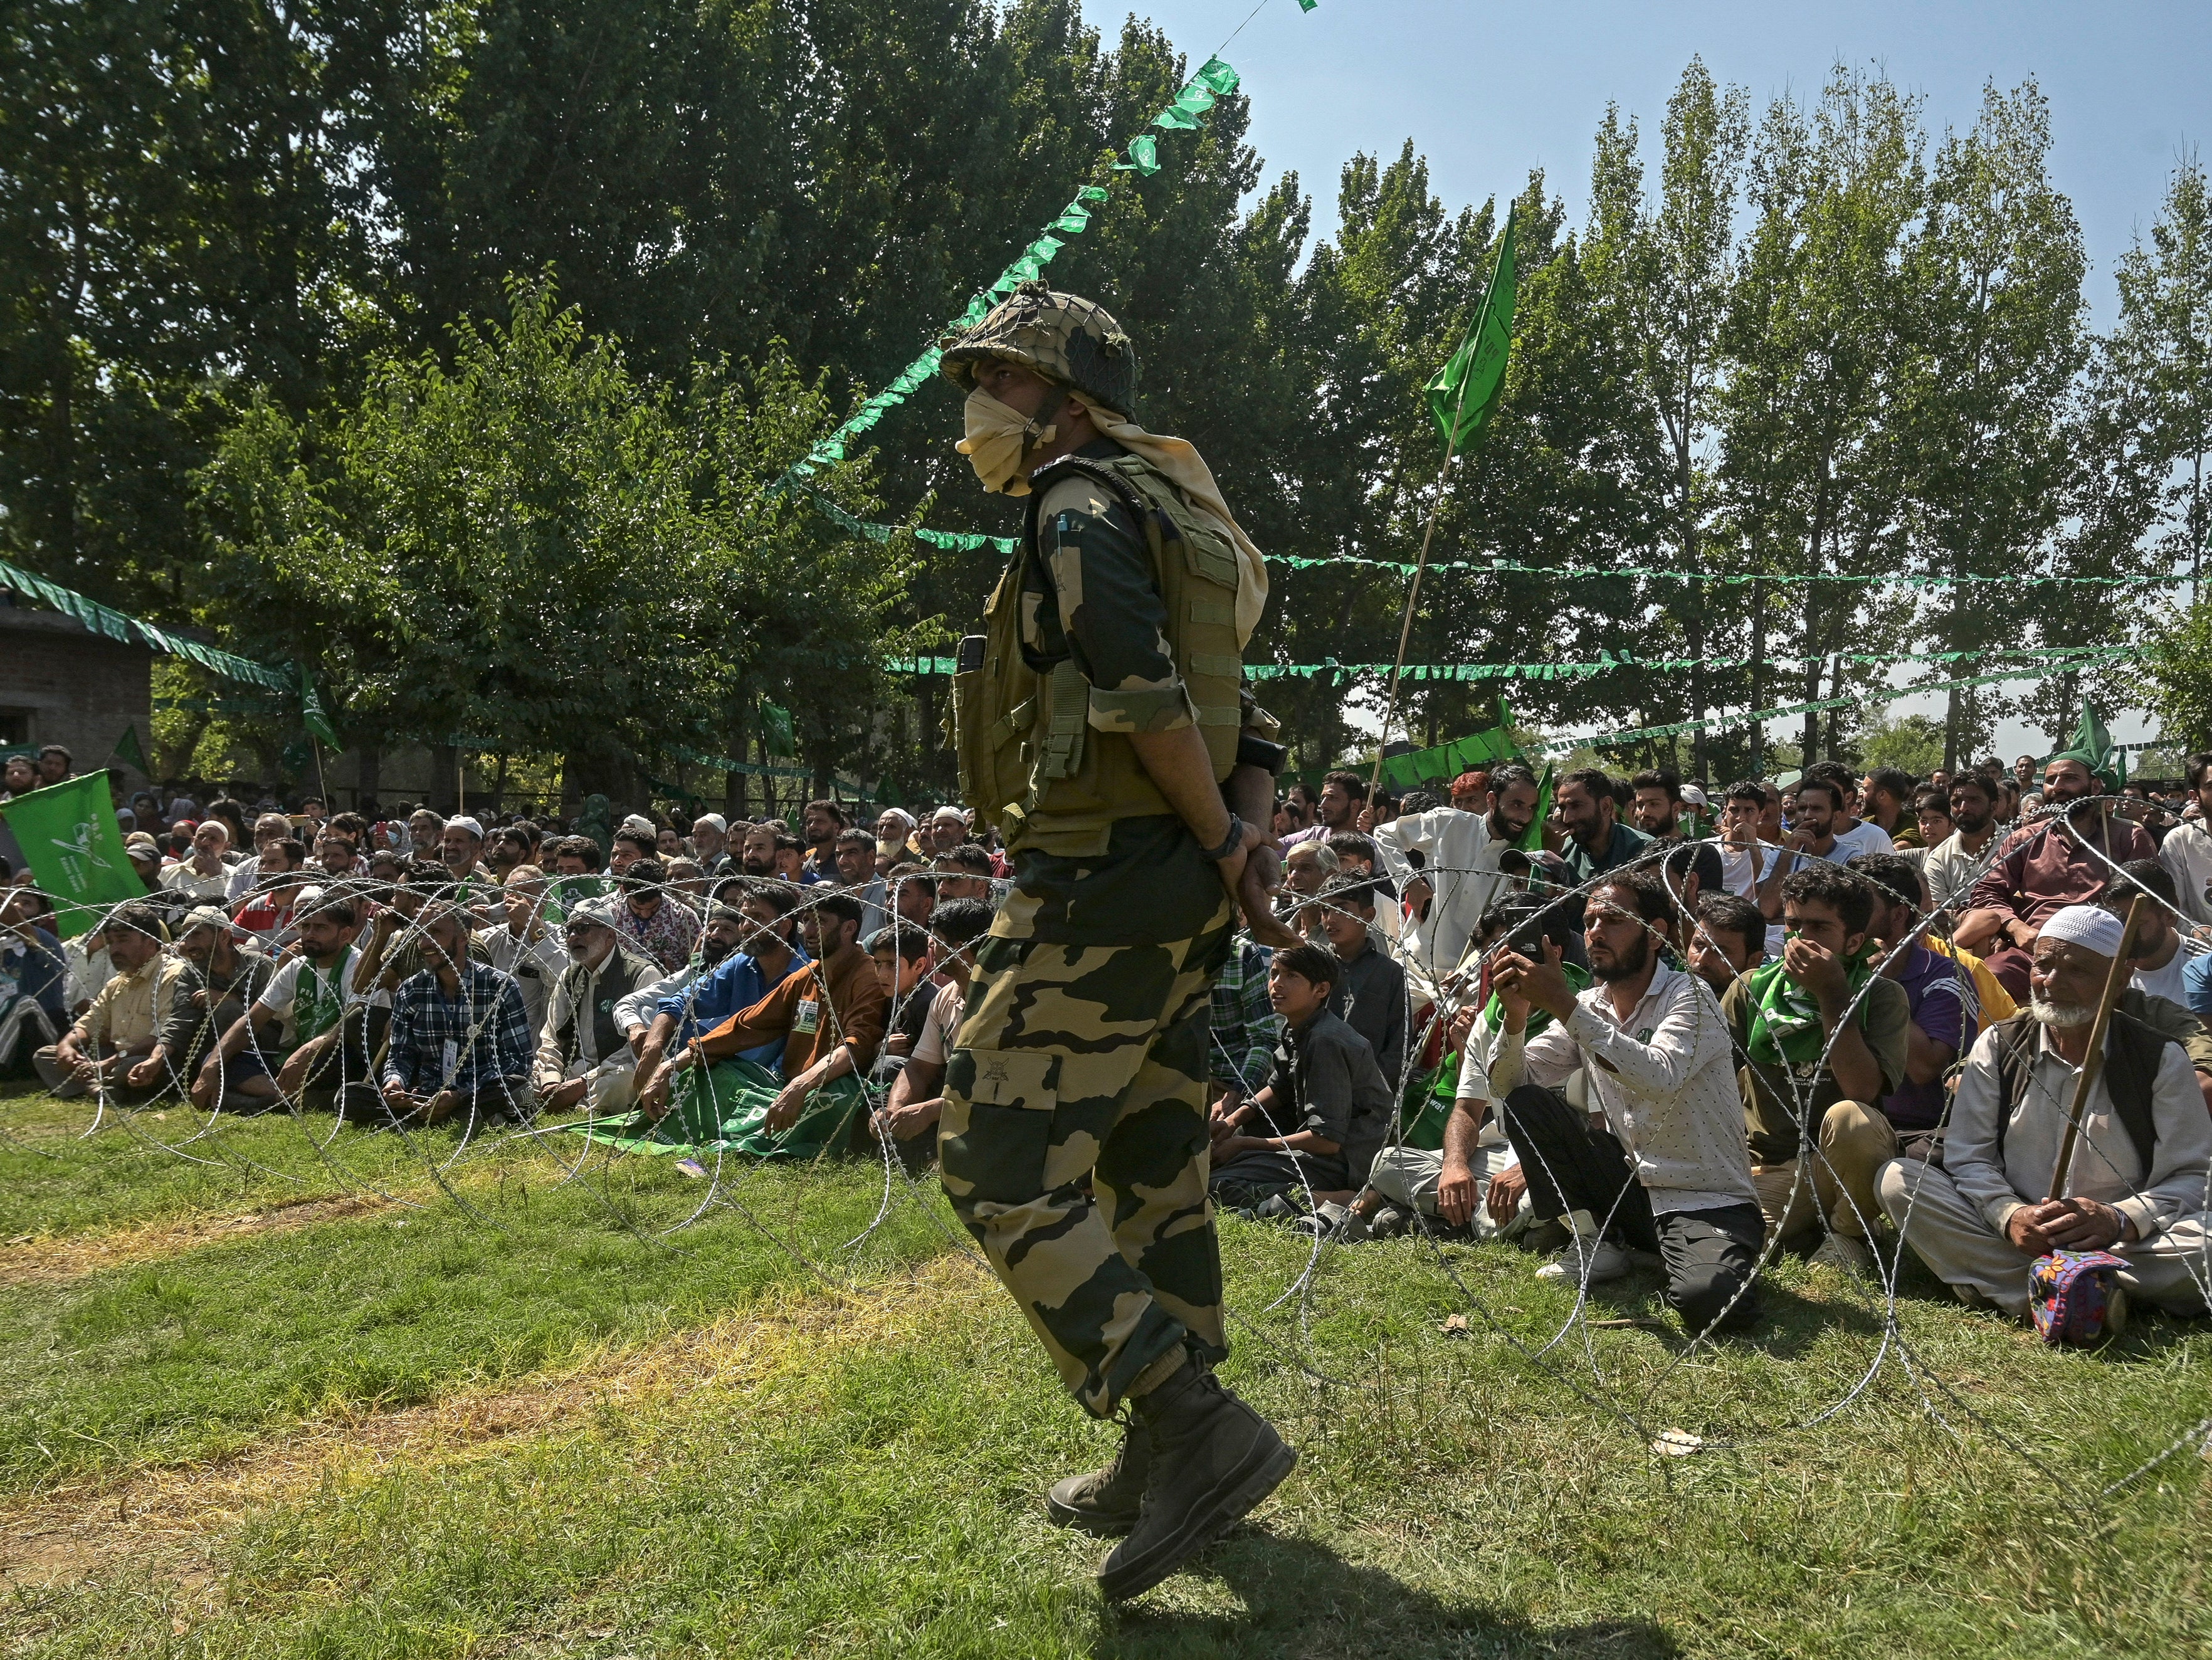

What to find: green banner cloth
left=0, top=774, right=149, bottom=938
left=569, top=1060, right=869, bottom=1160
left=761, top=701, right=796, bottom=759
left=1427, top=204, right=1519, bottom=451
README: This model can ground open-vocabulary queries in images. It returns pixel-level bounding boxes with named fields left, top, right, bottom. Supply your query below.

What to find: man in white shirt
left=2158, top=752, right=2212, bottom=925
left=1712, top=780, right=1789, bottom=956
left=1922, top=773, right=2003, bottom=911
left=1485, top=866, right=1766, bottom=1335
left=1881, top=904, right=2212, bottom=1318
left=191, top=892, right=371, bottom=1110
left=161, top=819, right=236, bottom=901
left=2099, top=860, right=2194, bottom=1004
left=1783, top=775, right=1892, bottom=880
left=1374, top=762, right=1541, bottom=981
left=478, top=864, right=569, bottom=1039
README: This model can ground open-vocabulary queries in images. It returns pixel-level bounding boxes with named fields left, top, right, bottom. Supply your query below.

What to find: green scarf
left=1744, top=944, right=1873, bottom=1067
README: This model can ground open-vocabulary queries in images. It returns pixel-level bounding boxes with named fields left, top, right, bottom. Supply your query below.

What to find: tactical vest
left=953, top=449, right=1243, bottom=856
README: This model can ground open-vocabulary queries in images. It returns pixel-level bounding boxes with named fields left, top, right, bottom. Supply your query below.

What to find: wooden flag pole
left=2047, top=893, right=2147, bottom=1202
left=1369, top=422, right=1463, bottom=795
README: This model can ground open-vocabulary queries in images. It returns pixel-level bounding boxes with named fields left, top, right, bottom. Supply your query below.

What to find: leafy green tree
left=1583, top=60, right=1749, bottom=776
left=1894, top=79, right=2085, bottom=767
left=192, top=280, right=911, bottom=805
left=1718, top=66, right=1925, bottom=764
left=2114, top=157, right=2212, bottom=601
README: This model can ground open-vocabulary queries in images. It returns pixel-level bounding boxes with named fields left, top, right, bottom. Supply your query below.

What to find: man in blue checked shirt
left=381, top=900, right=534, bottom=1125
left=1208, top=937, right=1282, bottom=1119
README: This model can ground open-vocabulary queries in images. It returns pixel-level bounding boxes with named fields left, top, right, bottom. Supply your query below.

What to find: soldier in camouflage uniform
left=938, top=281, right=1297, bottom=1600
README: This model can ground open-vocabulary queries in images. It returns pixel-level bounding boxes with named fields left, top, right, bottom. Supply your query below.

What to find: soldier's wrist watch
left=1198, top=814, right=1246, bottom=863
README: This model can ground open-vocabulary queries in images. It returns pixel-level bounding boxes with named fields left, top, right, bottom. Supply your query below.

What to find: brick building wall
left=0, top=607, right=154, bottom=782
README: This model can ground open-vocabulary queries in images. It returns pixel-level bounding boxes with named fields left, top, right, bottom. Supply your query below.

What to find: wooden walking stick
left=2046, top=893, right=2147, bottom=1201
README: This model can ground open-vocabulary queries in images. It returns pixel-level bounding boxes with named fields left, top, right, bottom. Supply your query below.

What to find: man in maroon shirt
left=1956, top=756, right=2152, bottom=998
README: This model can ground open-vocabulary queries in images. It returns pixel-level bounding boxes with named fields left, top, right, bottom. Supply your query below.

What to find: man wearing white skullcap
left=439, top=814, right=490, bottom=883
left=1880, top=903, right=2212, bottom=1318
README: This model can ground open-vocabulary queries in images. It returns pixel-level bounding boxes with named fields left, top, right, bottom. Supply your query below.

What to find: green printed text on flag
left=0, top=774, right=148, bottom=938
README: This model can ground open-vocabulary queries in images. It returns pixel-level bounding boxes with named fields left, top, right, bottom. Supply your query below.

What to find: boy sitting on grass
left=872, top=897, right=994, bottom=1166
left=1209, top=943, right=1392, bottom=1214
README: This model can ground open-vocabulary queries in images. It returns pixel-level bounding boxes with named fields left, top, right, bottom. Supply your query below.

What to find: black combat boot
left=1096, top=1360, right=1297, bottom=1600
left=1045, top=1416, right=1150, bottom=1535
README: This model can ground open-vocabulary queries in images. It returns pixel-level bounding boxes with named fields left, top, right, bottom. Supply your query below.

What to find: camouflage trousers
left=939, top=892, right=1234, bottom=1417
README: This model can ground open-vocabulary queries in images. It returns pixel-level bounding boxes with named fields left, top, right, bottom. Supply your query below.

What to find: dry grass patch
left=0, top=1252, right=990, bottom=1596
left=0, top=1193, right=393, bottom=1286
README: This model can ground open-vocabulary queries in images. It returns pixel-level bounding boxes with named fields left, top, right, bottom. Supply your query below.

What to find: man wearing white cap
left=439, top=816, right=491, bottom=884
left=157, top=905, right=276, bottom=1083
left=688, top=814, right=731, bottom=876
left=1880, top=903, right=2212, bottom=1318
left=923, top=806, right=970, bottom=858
left=532, top=896, right=658, bottom=1116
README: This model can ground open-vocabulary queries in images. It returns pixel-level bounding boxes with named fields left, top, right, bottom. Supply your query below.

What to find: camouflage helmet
left=939, top=280, right=1137, bottom=420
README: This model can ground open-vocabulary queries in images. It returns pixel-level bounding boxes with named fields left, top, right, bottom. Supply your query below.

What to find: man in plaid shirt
left=381, top=901, right=534, bottom=1125
left=1208, top=937, right=1282, bottom=1116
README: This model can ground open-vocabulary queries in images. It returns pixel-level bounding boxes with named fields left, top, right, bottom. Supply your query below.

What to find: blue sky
left=1091, top=0, right=2209, bottom=324
left=1081, top=0, right=2210, bottom=753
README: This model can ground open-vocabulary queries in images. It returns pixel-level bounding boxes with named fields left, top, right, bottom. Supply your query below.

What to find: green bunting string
left=1527, top=666, right=2087, bottom=755
left=1272, top=550, right=2183, bottom=589
left=775, top=56, right=1238, bottom=492
left=1243, top=643, right=2136, bottom=682
left=3, top=557, right=295, bottom=694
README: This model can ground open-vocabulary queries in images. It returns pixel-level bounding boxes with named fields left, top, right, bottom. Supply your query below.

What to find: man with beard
left=154, top=905, right=276, bottom=1086
left=631, top=886, right=810, bottom=1103
left=1923, top=772, right=2003, bottom=912
left=1881, top=905, right=2212, bottom=1320
left=2157, top=752, right=2212, bottom=925
left=191, top=893, right=371, bottom=1111
left=1556, top=769, right=1653, bottom=897
left=1957, top=755, right=2155, bottom=999
left=1486, top=866, right=1766, bottom=1335
left=532, top=898, right=660, bottom=1117
left=1376, top=760, right=1542, bottom=980
left=479, top=865, right=567, bottom=1039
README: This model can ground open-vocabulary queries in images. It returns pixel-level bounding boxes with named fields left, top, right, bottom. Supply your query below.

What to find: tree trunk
left=354, top=743, right=382, bottom=812
left=428, top=743, right=458, bottom=814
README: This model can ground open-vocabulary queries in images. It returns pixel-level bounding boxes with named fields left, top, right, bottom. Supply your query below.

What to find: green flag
left=1520, top=765, right=1552, bottom=853
left=761, top=701, right=796, bottom=759
left=110, top=722, right=149, bottom=774
left=298, top=665, right=342, bottom=750
left=1425, top=203, right=1519, bottom=453
left=0, top=774, right=148, bottom=938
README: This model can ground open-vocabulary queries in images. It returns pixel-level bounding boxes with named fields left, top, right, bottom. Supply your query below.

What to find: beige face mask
left=956, top=387, right=1057, bottom=496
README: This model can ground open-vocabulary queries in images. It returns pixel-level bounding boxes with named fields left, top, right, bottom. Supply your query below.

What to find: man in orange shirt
left=656, top=891, right=887, bottom=1156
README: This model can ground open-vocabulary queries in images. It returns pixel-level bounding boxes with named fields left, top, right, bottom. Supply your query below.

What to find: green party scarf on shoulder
left=1743, top=943, right=1875, bottom=1067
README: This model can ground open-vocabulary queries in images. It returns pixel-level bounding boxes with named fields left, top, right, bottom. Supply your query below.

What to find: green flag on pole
left=298, top=665, right=342, bottom=750
left=1425, top=204, right=1520, bottom=452
left=0, top=774, right=148, bottom=938
left=110, top=722, right=150, bottom=775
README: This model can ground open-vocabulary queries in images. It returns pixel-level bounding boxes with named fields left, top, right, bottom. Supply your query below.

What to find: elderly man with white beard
left=1879, top=904, right=2212, bottom=1321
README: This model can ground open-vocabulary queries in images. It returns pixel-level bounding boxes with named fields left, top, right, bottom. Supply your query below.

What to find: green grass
left=3, top=1079, right=2210, bottom=1657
